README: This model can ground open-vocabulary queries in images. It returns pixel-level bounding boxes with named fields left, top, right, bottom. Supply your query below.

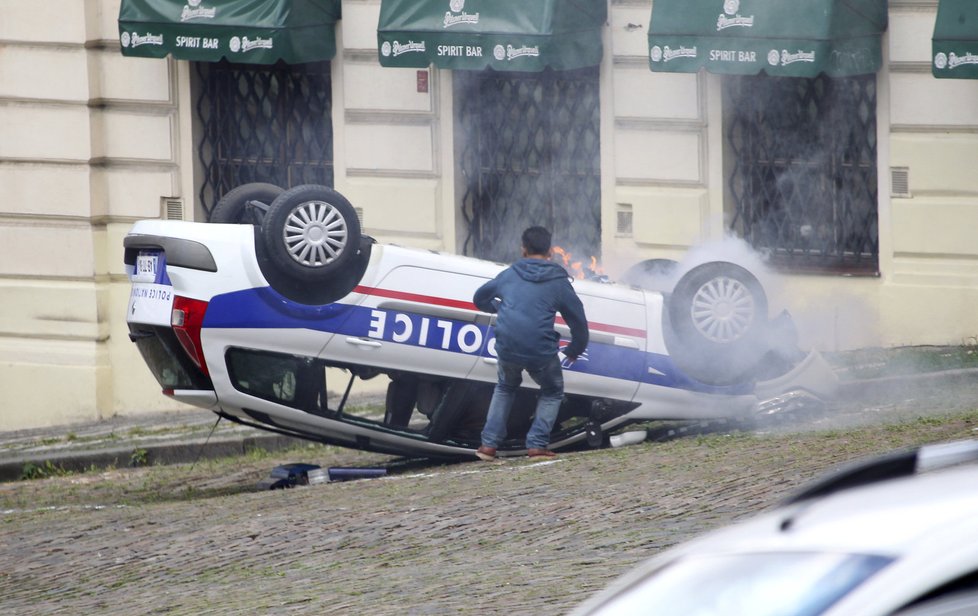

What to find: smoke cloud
left=607, top=235, right=880, bottom=355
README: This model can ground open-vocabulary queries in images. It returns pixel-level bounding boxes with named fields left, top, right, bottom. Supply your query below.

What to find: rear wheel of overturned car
left=261, top=184, right=362, bottom=281
left=665, top=261, right=769, bottom=386
left=209, top=182, right=283, bottom=225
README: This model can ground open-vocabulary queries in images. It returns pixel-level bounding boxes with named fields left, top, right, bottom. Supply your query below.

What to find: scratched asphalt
left=1, top=370, right=978, bottom=615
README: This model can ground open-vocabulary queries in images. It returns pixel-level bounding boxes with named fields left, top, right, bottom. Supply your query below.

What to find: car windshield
left=589, top=551, right=893, bottom=616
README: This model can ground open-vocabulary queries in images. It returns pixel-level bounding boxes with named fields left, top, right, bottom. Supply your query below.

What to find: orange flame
left=552, top=246, right=604, bottom=280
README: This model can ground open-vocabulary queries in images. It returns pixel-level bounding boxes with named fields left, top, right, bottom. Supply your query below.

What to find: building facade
left=1, top=0, right=976, bottom=429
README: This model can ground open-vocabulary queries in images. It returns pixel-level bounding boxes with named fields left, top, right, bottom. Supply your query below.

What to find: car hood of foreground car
left=571, top=455, right=978, bottom=616
left=689, top=464, right=978, bottom=554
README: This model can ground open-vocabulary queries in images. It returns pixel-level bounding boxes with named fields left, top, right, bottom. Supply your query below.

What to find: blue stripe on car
left=203, top=287, right=750, bottom=395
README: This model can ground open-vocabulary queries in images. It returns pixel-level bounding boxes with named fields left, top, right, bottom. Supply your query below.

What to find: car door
left=467, top=282, right=647, bottom=403
left=320, top=264, right=487, bottom=380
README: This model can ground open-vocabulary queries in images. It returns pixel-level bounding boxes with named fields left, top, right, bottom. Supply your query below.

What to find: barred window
left=455, top=67, right=601, bottom=262
left=724, top=74, right=879, bottom=275
left=193, top=60, right=334, bottom=219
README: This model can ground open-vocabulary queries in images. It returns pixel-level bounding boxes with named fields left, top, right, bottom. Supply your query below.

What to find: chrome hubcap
left=690, top=276, right=755, bottom=343
left=282, top=200, right=348, bottom=267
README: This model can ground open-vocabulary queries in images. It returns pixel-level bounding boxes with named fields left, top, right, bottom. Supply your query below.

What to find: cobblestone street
left=3, top=379, right=978, bottom=615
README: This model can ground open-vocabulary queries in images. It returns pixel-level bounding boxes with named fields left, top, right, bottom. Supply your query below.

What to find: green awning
left=377, top=0, right=607, bottom=72
left=118, top=0, right=340, bottom=64
left=933, top=0, right=978, bottom=79
left=648, top=0, right=887, bottom=77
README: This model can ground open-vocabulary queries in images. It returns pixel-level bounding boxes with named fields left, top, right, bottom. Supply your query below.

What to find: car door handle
left=614, top=336, right=640, bottom=349
left=482, top=358, right=498, bottom=365
left=345, top=337, right=383, bottom=348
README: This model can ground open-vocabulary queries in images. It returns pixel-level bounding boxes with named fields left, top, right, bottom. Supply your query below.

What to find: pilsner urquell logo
left=181, top=0, right=216, bottom=22
left=444, top=0, right=478, bottom=28
left=717, top=0, right=754, bottom=31
left=230, top=36, right=274, bottom=53
left=383, top=40, right=426, bottom=57
left=241, top=36, right=273, bottom=52
left=662, top=45, right=697, bottom=62
left=122, top=32, right=164, bottom=48
left=768, top=49, right=817, bottom=67
left=649, top=45, right=698, bottom=63
left=492, top=44, right=540, bottom=62
left=505, top=45, right=539, bottom=60
left=948, top=52, right=978, bottom=69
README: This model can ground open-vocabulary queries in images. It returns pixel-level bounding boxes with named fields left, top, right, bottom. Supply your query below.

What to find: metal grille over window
left=194, top=60, right=334, bottom=219
left=456, top=67, right=601, bottom=263
left=725, top=74, right=879, bottom=275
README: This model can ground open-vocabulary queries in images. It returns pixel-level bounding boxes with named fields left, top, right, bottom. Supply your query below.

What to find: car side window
left=226, top=348, right=324, bottom=411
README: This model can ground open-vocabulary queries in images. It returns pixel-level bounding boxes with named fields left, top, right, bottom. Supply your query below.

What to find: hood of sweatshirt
left=511, top=258, right=570, bottom=283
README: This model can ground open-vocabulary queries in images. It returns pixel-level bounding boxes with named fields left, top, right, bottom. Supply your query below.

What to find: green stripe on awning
left=648, top=0, right=887, bottom=77
left=933, top=0, right=978, bottom=79
left=377, top=0, right=607, bottom=72
left=118, top=0, right=340, bottom=64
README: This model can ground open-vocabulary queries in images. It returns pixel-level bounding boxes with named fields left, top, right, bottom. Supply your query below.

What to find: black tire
left=261, top=185, right=362, bottom=281
left=665, top=261, right=769, bottom=385
left=209, top=183, right=283, bottom=224
left=619, top=258, right=680, bottom=290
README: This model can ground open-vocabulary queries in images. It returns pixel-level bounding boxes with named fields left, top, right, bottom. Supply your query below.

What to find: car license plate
left=132, top=251, right=164, bottom=283
left=127, top=250, right=174, bottom=326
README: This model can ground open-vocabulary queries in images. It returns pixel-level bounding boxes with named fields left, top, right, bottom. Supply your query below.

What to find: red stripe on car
left=353, top=285, right=647, bottom=339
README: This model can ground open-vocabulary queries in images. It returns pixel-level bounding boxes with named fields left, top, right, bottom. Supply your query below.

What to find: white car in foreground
left=570, top=439, right=978, bottom=616
left=124, top=183, right=837, bottom=458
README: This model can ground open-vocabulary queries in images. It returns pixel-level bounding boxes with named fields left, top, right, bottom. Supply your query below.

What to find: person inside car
left=473, top=226, right=589, bottom=460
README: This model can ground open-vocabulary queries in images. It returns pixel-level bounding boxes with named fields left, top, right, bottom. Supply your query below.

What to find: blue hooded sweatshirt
left=473, top=258, right=589, bottom=367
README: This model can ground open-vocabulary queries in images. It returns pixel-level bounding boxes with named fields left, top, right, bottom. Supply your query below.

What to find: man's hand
left=560, top=351, right=579, bottom=367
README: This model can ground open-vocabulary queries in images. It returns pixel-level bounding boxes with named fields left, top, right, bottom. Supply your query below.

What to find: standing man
left=473, top=226, right=589, bottom=460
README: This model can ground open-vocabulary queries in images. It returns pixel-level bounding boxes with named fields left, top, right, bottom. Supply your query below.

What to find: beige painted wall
left=1, top=0, right=976, bottom=430
left=337, top=0, right=456, bottom=251
left=1, top=0, right=192, bottom=429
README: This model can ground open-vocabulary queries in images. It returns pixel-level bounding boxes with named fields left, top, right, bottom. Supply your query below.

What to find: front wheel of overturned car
left=209, top=182, right=283, bottom=224
left=665, top=261, right=769, bottom=386
left=261, top=184, right=362, bottom=282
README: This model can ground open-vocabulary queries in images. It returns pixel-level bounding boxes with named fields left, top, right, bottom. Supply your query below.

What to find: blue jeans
left=481, top=355, right=564, bottom=450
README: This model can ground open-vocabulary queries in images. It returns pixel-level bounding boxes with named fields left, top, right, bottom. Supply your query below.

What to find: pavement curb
left=0, top=430, right=306, bottom=482
left=836, top=367, right=978, bottom=400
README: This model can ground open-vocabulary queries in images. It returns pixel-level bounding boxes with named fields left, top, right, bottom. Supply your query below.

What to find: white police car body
left=124, top=184, right=838, bottom=459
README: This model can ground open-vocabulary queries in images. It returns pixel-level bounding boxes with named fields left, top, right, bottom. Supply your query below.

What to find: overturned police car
left=123, top=183, right=838, bottom=459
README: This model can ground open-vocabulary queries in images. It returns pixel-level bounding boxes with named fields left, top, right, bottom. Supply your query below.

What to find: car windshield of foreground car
left=589, top=551, right=893, bottom=616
